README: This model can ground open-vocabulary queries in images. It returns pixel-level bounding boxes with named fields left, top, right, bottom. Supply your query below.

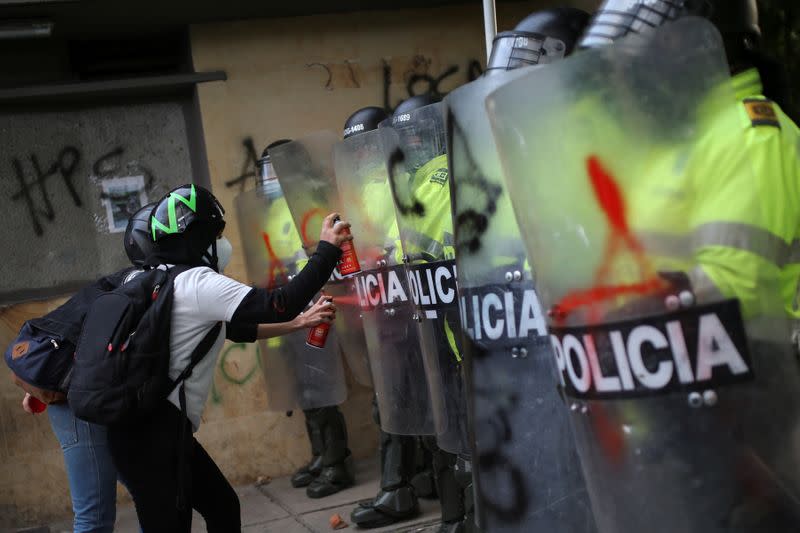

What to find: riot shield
left=445, top=65, right=596, bottom=531
left=269, top=132, right=373, bottom=388
left=332, top=127, right=435, bottom=435
left=488, top=18, right=800, bottom=532
left=234, top=185, right=346, bottom=411
left=384, top=102, right=470, bottom=453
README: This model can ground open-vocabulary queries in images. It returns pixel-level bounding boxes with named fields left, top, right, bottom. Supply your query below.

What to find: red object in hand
left=306, top=321, right=331, bottom=349
left=29, top=396, right=47, bottom=413
left=335, top=219, right=361, bottom=277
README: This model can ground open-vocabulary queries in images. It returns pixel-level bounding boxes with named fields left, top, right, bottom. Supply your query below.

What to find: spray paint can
left=306, top=295, right=333, bottom=349
left=334, top=217, right=361, bottom=277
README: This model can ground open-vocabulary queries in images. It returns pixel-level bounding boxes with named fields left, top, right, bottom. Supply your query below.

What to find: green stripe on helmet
left=150, top=184, right=199, bottom=241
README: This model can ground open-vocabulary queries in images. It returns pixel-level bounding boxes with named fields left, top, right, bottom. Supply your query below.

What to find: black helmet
left=486, top=7, right=590, bottom=74
left=390, top=94, right=445, bottom=172
left=579, top=0, right=759, bottom=50
left=257, top=139, right=291, bottom=192
left=124, top=202, right=157, bottom=267
left=344, top=106, right=388, bottom=139
left=149, top=183, right=226, bottom=269
left=392, top=94, right=441, bottom=122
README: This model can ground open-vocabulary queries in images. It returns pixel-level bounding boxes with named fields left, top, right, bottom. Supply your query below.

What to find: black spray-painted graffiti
left=224, top=57, right=483, bottom=191
left=8, top=145, right=155, bottom=236
left=93, top=146, right=157, bottom=198
left=11, top=147, right=82, bottom=236
left=224, top=137, right=258, bottom=191
left=448, top=109, right=503, bottom=255
left=383, top=56, right=483, bottom=111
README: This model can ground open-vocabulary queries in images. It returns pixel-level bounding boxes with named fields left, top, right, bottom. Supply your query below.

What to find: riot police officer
left=387, top=94, right=474, bottom=533
left=446, top=7, right=595, bottom=533
left=240, top=143, right=355, bottom=499
left=340, top=106, right=432, bottom=529
left=487, top=1, right=800, bottom=531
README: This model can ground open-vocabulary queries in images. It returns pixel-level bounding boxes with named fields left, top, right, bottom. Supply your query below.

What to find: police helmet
left=579, top=0, right=759, bottom=50
left=343, top=107, right=388, bottom=139
left=257, top=139, right=291, bottom=189
left=392, top=94, right=441, bottom=122
left=486, top=7, right=590, bottom=74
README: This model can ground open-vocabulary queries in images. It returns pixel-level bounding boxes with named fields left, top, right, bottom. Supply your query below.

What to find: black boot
left=411, top=437, right=438, bottom=499
left=454, top=455, right=477, bottom=533
left=352, top=401, right=420, bottom=529
left=307, top=407, right=355, bottom=498
left=291, top=408, right=325, bottom=488
left=428, top=440, right=465, bottom=533
left=351, top=485, right=419, bottom=528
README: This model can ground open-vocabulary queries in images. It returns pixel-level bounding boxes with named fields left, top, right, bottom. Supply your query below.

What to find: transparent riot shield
left=269, top=132, right=373, bottom=388
left=446, top=66, right=596, bottom=531
left=332, top=127, right=435, bottom=435
left=384, top=102, right=470, bottom=452
left=234, top=186, right=346, bottom=412
left=488, top=18, right=800, bottom=532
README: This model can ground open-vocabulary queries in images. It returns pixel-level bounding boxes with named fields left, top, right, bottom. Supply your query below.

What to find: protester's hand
left=297, top=295, right=336, bottom=329
left=319, top=213, right=353, bottom=248
left=22, top=393, right=34, bottom=414
left=22, top=393, right=45, bottom=414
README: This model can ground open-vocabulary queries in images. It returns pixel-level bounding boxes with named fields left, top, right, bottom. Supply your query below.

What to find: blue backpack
left=4, top=269, right=132, bottom=404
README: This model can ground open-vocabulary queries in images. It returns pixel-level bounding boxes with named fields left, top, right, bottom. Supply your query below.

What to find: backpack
left=4, top=269, right=132, bottom=404
left=68, top=266, right=221, bottom=425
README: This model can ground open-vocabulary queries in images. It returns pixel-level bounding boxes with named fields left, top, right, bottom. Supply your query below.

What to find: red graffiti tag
left=300, top=207, right=326, bottom=247
left=262, top=232, right=288, bottom=290
left=552, top=155, right=666, bottom=325
left=551, top=155, right=669, bottom=467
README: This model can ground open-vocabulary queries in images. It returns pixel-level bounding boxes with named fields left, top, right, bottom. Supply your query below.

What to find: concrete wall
left=0, top=101, right=197, bottom=304
left=1, top=0, right=597, bottom=526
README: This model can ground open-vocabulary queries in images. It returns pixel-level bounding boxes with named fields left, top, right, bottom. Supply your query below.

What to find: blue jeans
left=48, top=403, right=117, bottom=533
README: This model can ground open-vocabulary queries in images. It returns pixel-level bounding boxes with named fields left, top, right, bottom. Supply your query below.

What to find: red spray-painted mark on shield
left=551, top=155, right=666, bottom=325
left=300, top=207, right=326, bottom=248
left=261, top=232, right=288, bottom=291
left=552, top=156, right=667, bottom=467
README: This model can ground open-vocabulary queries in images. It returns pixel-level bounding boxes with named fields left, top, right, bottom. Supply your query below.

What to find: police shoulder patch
left=743, top=98, right=780, bottom=129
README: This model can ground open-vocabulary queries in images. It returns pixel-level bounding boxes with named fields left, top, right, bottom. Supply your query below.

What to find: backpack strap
left=175, top=321, right=221, bottom=511
left=172, top=321, right=222, bottom=391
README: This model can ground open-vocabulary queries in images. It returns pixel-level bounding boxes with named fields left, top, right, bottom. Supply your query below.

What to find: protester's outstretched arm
left=254, top=295, right=335, bottom=340
left=230, top=213, right=351, bottom=324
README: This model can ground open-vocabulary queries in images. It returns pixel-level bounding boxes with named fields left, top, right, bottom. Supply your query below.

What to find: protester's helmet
left=124, top=202, right=157, bottom=267
left=486, top=7, right=590, bottom=74
left=149, top=184, right=226, bottom=269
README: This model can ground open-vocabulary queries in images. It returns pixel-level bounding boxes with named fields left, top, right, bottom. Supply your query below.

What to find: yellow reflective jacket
left=631, top=69, right=800, bottom=319
left=402, top=154, right=455, bottom=262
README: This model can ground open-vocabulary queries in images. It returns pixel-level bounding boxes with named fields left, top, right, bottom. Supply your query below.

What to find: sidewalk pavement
left=41, top=457, right=442, bottom=533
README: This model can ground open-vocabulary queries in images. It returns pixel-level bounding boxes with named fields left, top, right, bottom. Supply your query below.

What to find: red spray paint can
left=334, top=217, right=361, bottom=277
left=306, top=295, right=334, bottom=349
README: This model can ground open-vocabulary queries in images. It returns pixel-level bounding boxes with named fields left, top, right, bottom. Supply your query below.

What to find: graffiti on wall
left=224, top=138, right=259, bottom=192
left=210, top=341, right=263, bottom=404
left=303, top=54, right=484, bottom=110
left=7, top=144, right=157, bottom=237
left=224, top=56, right=482, bottom=191
left=9, top=146, right=82, bottom=236
left=382, top=55, right=483, bottom=111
